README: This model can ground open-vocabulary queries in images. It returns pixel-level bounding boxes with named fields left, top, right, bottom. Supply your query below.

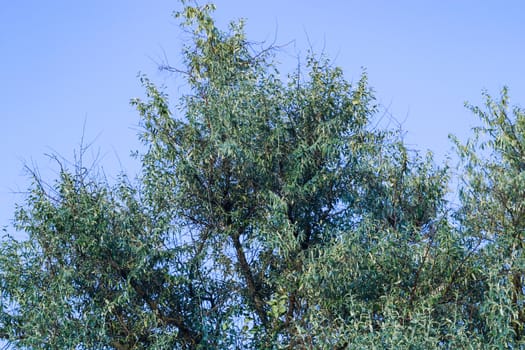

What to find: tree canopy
left=1, top=2, right=525, bottom=349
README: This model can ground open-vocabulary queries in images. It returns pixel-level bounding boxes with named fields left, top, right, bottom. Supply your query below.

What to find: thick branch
left=232, top=233, right=268, bottom=326
left=512, top=272, right=525, bottom=340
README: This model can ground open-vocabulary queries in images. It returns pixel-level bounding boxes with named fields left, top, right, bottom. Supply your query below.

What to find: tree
left=1, top=2, right=523, bottom=349
left=452, top=87, right=525, bottom=346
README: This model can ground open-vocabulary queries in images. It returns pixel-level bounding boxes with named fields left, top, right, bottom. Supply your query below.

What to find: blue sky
left=1, top=1, right=525, bottom=230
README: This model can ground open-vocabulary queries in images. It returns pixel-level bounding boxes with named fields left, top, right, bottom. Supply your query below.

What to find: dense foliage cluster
left=1, top=3, right=525, bottom=349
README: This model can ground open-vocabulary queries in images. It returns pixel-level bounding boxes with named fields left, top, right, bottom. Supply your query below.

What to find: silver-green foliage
left=1, top=2, right=524, bottom=349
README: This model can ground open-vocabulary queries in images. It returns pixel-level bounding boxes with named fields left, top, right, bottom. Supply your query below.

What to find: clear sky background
left=1, top=1, right=525, bottom=231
